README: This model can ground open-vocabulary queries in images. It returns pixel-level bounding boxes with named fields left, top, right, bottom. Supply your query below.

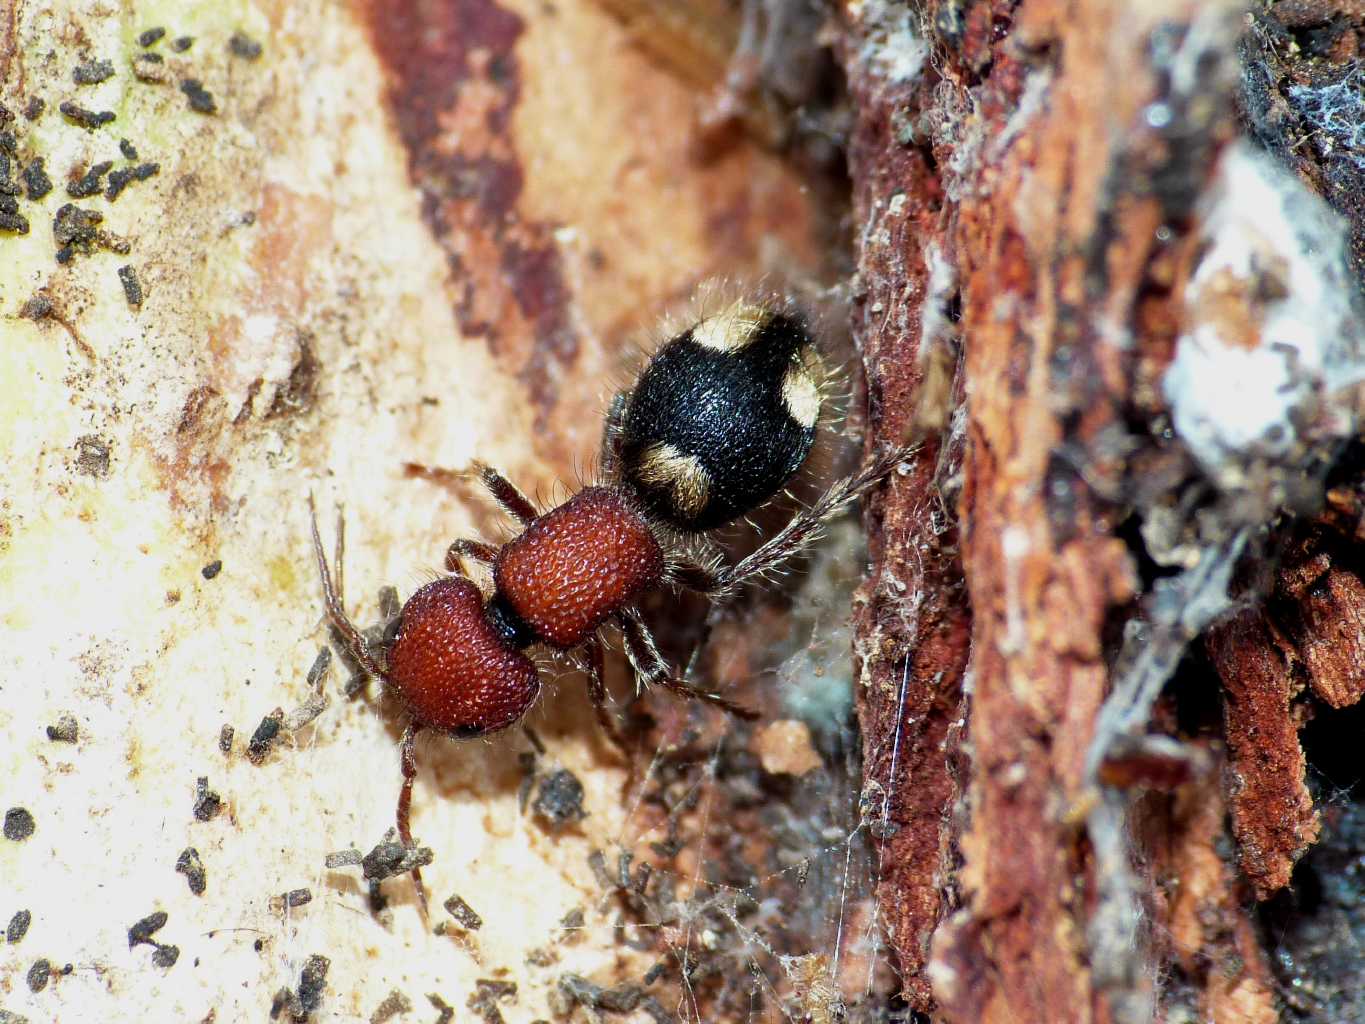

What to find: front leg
left=618, top=607, right=757, bottom=720
left=445, top=538, right=499, bottom=574
left=475, top=463, right=538, bottom=526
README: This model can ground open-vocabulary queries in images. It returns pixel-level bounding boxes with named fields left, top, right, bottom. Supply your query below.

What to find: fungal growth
left=309, top=292, right=911, bottom=914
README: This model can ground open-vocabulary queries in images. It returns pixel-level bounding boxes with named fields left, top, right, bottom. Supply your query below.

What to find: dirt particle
left=106, top=161, right=159, bottom=202
left=202, top=559, right=222, bottom=580
left=266, top=335, right=320, bottom=418
left=45, top=714, right=78, bottom=743
left=361, top=835, right=434, bottom=882
left=323, top=849, right=362, bottom=869
left=533, top=769, right=585, bottom=827
left=179, top=79, right=217, bottom=114
left=132, top=54, right=167, bottom=84
left=151, top=944, right=179, bottom=968
left=171, top=36, right=194, bottom=52
left=193, top=777, right=222, bottom=821
left=25, top=960, right=49, bottom=993
left=218, top=724, right=234, bottom=754
left=175, top=846, right=207, bottom=895
left=119, top=138, right=138, bottom=159
left=53, top=203, right=129, bottom=262
left=246, top=709, right=284, bottom=763
left=23, top=97, right=43, bottom=120
left=21, top=158, right=51, bottom=200
left=3, top=808, right=35, bottom=841
left=66, top=160, right=113, bottom=198
left=7, top=910, right=31, bottom=943
left=0, top=208, right=27, bottom=233
left=117, top=265, right=143, bottom=309
left=127, top=910, right=167, bottom=948
left=72, top=59, right=115, bottom=85
left=427, top=994, right=455, bottom=1024
left=138, top=27, right=166, bottom=47
left=271, top=953, right=329, bottom=1021
left=469, top=980, right=518, bottom=1024
left=369, top=990, right=411, bottom=1024
left=229, top=33, right=263, bottom=61
left=58, top=101, right=115, bottom=130
left=74, top=434, right=112, bottom=478
left=443, top=894, right=483, bottom=931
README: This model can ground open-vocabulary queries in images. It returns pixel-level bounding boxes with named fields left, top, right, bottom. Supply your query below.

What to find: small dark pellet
left=119, top=138, right=138, bottom=159
left=324, top=849, right=362, bottom=869
left=179, top=79, right=217, bottom=114
left=24, top=97, right=44, bottom=120
left=284, top=888, right=311, bottom=908
left=218, top=724, right=234, bottom=754
left=138, top=28, right=166, bottom=47
left=171, top=36, right=194, bottom=52
left=193, top=777, right=222, bottom=821
left=246, top=710, right=283, bottom=763
left=533, top=769, right=586, bottom=826
left=128, top=910, right=167, bottom=948
left=46, top=714, right=78, bottom=743
left=151, top=943, right=179, bottom=968
left=176, top=847, right=207, bottom=896
left=7, top=910, right=31, bottom=943
left=58, top=101, right=115, bottom=129
left=21, top=158, right=51, bottom=201
left=297, top=954, right=329, bottom=1015
left=66, top=161, right=113, bottom=197
left=228, top=33, right=263, bottom=60
left=3, top=808, right=35, bottom=841
left=201, top=559, right=222, bottom=580
left=443, top=894, right=483, bottom=931
left=25, top=959, right=50, bottom=993
left=118, top=265, right=143, bottom=309
left=72, top=59, right=115, bottom=85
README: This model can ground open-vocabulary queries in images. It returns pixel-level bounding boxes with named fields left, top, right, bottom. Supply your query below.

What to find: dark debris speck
left=361, top=836, right=434, bottom=882
left=151, top=943, right=179, bottom=968
left=22, top=158, right=52, bottom=200
left=25, top=959, right=50, bottom=993
left=179, top=79, right=216, bottom=114
left=3, top=808, right=35, bottom=842
left=66, top=160, right=113, bottom=197
left=128, top=910, right=167, bottom=948
left=72, top=59, right=115, bottom=85
left=533, top=769, right=586, bottom=827
left=218, top=724, right=234, bottom=754
left=117, top=265, right=143, bottom=309
left=193, top=777, right=222, bottom=821
left=468, top=980, right=518, bottom=1024
left=171, top=36, right=194, bottom=52
left=176, top=847, right=206, bottom=896
left=7, top=910, right=32, bottom=943
left=54, top=203, right=128, bottom=262
left=246, top=710, right=284, bottom=763
left=138, top=27, right=166, bottom=47
left=428, top=994, right=455, bottom=1024
left=24, top=97, right=44, bottom=120
left=119, top=138, right=138, bottom=160
left=74, top=434, right=111, bottom=477
left=229, top=33, right=263, bottom=61
left=105, top=162, right=159, bottom=202
left=0, top=208, right=27, bottom=234
left=271, top=953, right=330, bottom=1021
left=202, top=559, right=222, bottom=580
left=58, top=101, right=115, bottom=130
left=324, top=849, right=362, bottom=869
left=45, top=714, right=78, bottom=743
left=442, top=894, right=483, bottom=931
left=369, top=990, right=411, bottom=1024
left=283, top=888, right=312, bottom=908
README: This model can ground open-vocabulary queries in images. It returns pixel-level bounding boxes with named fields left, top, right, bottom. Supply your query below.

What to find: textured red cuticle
left=388, top=577, right=541, bottom=735
left=496, top=487, right=664, bottom=647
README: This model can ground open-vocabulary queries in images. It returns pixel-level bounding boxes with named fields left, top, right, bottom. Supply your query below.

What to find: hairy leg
left=396, top=723, right=429, bottom=918
left=618, top=607, right=758, bottom=720
left=307, top=495, right=386, bottom=680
